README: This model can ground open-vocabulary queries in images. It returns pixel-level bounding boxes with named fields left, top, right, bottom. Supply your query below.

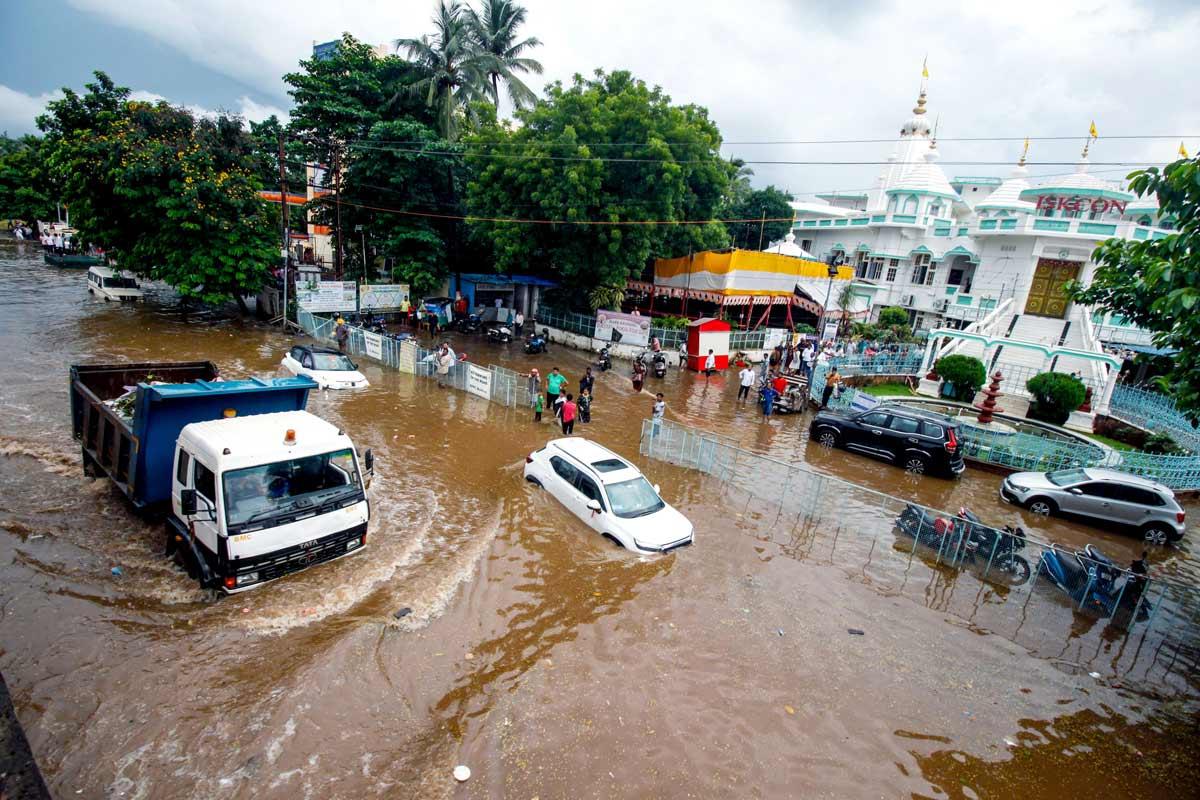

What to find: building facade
left=789, top=84, right=1175, bottom=341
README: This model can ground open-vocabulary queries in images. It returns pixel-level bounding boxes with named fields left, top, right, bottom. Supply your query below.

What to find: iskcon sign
left=1033, top=195, right=1127, bottom=215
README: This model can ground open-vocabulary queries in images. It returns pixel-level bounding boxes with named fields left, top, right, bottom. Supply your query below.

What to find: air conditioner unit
left=935, top=299, right=949, bottom=312
left=903, top=294, right=915, bottom=307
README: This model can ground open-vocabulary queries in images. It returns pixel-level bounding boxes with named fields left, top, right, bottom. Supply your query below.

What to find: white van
left=87, top=266, right=144, bottom=302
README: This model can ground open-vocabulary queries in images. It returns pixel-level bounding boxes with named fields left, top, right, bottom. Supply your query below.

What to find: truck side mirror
left=180, top=488, right=197, bottom=516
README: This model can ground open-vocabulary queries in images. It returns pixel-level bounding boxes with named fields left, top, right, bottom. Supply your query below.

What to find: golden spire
left=1019, top=137, right=1030, bottom=166
left=913, top=57, right=929, bottom=115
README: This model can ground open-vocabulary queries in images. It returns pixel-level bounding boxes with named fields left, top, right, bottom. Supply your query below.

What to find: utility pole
left=333, top=146, right=343, bottom=279
left=757, top=210, right=766, bottom=250
left=277, top=132, right=290, bottom=326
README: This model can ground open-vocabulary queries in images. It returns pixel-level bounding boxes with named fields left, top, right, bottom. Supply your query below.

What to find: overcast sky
left=2, top=0, right=1197, bottom=198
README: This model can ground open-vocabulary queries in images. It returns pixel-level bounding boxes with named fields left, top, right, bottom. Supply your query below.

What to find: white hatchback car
left=281, top=345, right=370, bottom=389
left=524, top=438, right=694, bottom=553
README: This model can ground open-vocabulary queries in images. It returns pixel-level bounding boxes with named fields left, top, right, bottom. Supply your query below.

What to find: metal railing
left=1110, top=385, right=1200, bottom=454
left=638, top=416, right=1200, bottom=692
left=297, top=311, right=532, bottom=410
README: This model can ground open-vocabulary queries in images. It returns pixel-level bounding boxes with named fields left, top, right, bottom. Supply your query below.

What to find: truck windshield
left=311, top=353, right=356, bottom=371
left=223, top=448, right=360, bottom=527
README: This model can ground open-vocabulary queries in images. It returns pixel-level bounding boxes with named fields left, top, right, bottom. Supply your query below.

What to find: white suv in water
left=524, top=438, right=694, bottom=553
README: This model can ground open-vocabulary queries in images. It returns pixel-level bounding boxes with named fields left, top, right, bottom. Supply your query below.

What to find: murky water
left=0, top=238, right=1197, bottom=798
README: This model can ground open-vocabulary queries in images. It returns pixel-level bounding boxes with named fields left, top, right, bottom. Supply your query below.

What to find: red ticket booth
left=686, top=317, right=731, bottom=371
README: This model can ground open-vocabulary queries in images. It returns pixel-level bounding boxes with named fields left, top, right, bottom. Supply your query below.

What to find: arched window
left=996, top=209, right=1009, bottom=217
left=929, top=202, right=942, bottom=217
left=1138, top=215, right=1152, bottom=226
left=902, top=195, right=918, bottom=214
left=887, top=195, right=898, bottom=213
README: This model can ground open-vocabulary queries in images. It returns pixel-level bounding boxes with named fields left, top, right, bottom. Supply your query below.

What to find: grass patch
left=1085, top=432, right=1135, bottom=451
left=857, top=382, right=916, bottom=398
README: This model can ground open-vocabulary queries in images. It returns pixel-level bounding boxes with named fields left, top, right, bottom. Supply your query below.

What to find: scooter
left=597, top=346, right=612, bottom=372
left=652, top=352, right=667, bottom=379
left=524, top=329, right=549, bottom=354
left=487, top=324, right=513, bottom=344
left=455, top=313, right=482, bottom=334
left=895, top=504, right=1032, bottom=586
left=1038, top=544, right=1131, bottom=615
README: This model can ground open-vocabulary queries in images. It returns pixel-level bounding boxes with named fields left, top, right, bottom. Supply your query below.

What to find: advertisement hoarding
left=359, top=283, right=411, bottom=311
left=595, top=310, right=652, bottom=347
left=296, top=281, right=356, bottom=312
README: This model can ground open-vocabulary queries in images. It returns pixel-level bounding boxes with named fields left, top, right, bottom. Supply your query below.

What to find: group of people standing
left=525, top=366, right=594, bottom=434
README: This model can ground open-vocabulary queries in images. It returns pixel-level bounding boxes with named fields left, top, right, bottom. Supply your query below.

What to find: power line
left=332, top=133, right=1200, bottom=148
left=342, top=141, right=1159, bottom=167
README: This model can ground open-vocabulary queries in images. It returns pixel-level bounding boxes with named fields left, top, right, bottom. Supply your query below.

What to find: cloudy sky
left=2, top=0, right=1198, bottom=197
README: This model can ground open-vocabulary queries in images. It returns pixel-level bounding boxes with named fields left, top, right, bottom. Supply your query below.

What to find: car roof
left=548, top=438, right=641, bottom=484
left=87, top=266, right=116, bottom=277
left=872, top=404, right=957, bottom=425
left=296, top=345, right=344, bottom=356
left=1080, top=467, right=1172, bottom=493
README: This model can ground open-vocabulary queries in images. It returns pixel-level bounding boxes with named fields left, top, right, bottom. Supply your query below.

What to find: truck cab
left=171, top=410, right=372, bottom=593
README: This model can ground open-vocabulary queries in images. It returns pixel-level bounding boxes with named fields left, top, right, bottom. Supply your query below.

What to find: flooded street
left=1, top=238, right=1197, bottom=798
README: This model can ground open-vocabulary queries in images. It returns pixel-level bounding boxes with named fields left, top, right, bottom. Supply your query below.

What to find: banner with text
left=398, top=340, right=418, bottom=374
left=360, top=283, right=411, bottom=311
left=363, top=331, right=383, bottom=361
left=595, top=310, right=652, bottom=347
left=296, top=281, right=356, bottom=313
left=467, top=364, right=493, bottom=400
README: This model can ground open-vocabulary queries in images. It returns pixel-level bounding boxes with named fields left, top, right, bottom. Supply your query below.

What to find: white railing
left=934, top=296, right=1014, bottom=362
left=1076, top=310, right=1109, bottom=390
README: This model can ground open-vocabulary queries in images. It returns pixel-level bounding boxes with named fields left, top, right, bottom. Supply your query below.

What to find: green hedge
left=934, top=355, right=986, bottom=402
left=1026, top=372, right=1086, bottom=425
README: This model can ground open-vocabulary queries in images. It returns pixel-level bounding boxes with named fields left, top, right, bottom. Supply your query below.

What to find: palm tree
left=466, top=0, right=544, bottom=110
left=729, top=157, right=755, bottom=203
left=395, top=0, right=493, bottom=140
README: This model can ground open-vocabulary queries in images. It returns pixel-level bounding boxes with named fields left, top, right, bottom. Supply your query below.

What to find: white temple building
left=787, top=78, right=1178, bottom=416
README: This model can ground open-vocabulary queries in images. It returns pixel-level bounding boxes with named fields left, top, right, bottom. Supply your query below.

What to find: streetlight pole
left=816, top=262, right=840, bottom=342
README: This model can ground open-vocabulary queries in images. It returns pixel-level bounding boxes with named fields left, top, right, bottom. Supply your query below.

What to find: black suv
left=809, top=404, right=965, bottom=477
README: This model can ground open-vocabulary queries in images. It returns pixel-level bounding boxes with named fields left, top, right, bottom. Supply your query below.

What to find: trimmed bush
left=1026, top=372, right=1086, bottom=425
left=934, top=355, right=986, bottom=402
left=1143, top=432, right=1186, bottom=455
left=877, top=306, right=910, bottom=328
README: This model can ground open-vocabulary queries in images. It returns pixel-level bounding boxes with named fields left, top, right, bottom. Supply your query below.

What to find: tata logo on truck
left=1033, top=195, right=1127, bottom=215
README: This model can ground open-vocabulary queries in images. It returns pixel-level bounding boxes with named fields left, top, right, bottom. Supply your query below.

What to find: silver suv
left=1000, top=468, right=1186, bottom=545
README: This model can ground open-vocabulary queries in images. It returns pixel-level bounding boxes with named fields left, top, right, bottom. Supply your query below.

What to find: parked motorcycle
left=455, top=313, right=482, bottom=334
left=487, top=324, right=513, bottom=344
left=524, top=330, right=549, bottom=354
left=1038, top=543, right=1139, bottom=616
left=895, top=504, right=1032, bottom=585
left=597, top=346, right=612, bottom=372
left=652, top=352, right=668, bottom=379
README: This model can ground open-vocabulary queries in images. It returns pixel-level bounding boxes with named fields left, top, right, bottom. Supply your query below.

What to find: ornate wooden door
left=1024, top=258, right=1081, bottom=318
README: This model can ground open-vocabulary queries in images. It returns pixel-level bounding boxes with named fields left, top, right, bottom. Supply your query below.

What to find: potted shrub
left=1026, top=372, right=1086, bottom=425
left=933, top=355, right=986, bottom=402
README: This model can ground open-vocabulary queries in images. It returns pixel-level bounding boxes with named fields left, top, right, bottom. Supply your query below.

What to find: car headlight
left=235, top=571, right=259, bottom=586
left=346, top=537, right=362, bottom=551
left=633, top=539, right=660, bottom=552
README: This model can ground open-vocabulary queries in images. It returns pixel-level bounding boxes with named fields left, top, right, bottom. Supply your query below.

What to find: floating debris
left=453, top=765, right=471, bottom=782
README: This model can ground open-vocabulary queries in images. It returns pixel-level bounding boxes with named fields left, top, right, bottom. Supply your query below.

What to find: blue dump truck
left=70, top=362, right=374, bottom=593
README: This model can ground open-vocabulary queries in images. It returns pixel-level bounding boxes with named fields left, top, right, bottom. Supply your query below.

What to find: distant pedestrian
left=821, top=367, right=842, bottom=408
left=704, top=349, right=716, bottom=380
left=561, top=393, right=577, bottom=434
left=772, top=371, right=788, bottom=397
left=738, top=363, right=755, bottom=403
left=554, top=391, right=567, bottom=420
left=495, top=297, right=503, bottom=310
left=632, top=359, right=645, bottom=393
left=436, top=346, right=453, bottom=388
left=533, top=392, right=544, bottom=422
left=802, top=343, right=815, bottom=380
left=428, top=312, right=440, bottom=336
left=761, top=383, right=778, bottom=417
left=578, top=388, right=592, bottom=423
left=651, top=392, right=665, bottom=433
left=525, top=368, right=541, bottom=408
left=546, top=366, right=567, bottom=408
left=334, top=317, right=350, bottom=353
left=579, top=366, right=595, bottom=398
left=514, top=310, right=525, bottom=335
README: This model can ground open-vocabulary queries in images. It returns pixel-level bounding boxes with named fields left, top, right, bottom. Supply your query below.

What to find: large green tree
left=466, top=70, right=732, bottom=310
left=467, top=0, right=543, bottom=109
left=0, top=134, right=58, bottom=224
left=724, top=185, right=795, bottom=250
left=39, top=72, right=278, bottom=306
left=395, top=0, right=494, bottom=141
left=1068, top=155, right=1200, bottom=417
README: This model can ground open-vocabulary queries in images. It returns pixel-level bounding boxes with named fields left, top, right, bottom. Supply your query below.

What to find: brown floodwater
left=0, top=239, right=1197, bottom=799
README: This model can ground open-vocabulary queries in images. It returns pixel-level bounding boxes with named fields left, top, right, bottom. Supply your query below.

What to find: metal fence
left=537, top=305, right=688, bottom=350
left=297, top=311, right=532, bottom=410
left=638, top=416, right=1200, bottom=692
left=1111, top=385, right=1200, bottom=454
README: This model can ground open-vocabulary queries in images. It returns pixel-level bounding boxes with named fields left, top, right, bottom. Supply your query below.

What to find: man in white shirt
left=802, top=343, right=816, bottom=381
left=703, top=349, right=716, bottom=380
left=737, top=363, right=756, bottom=403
